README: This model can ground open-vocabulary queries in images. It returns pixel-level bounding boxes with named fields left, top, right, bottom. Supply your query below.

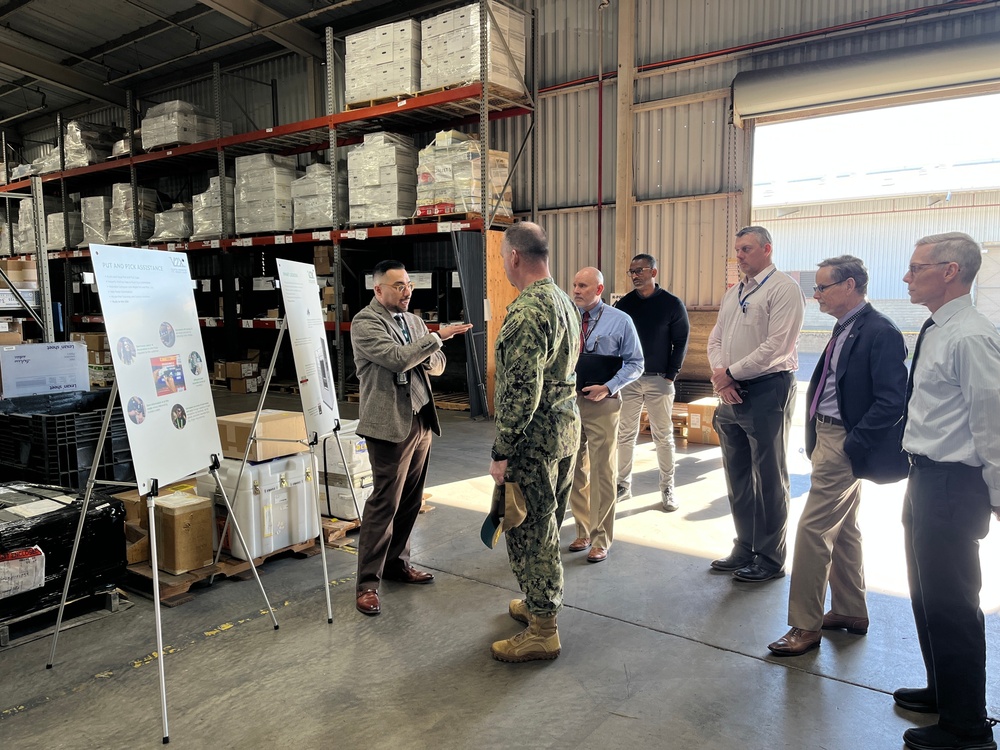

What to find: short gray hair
left=915, top=232, right=982, bottom=285
left=818, top=255, right=868, bottom=295
left=736, top=226, right=773, bottom=248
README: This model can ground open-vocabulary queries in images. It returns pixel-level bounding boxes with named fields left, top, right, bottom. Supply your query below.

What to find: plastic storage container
left=196, top=453, right=319, bottom=561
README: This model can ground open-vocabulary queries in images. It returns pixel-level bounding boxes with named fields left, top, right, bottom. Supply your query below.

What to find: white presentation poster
left=275, top=258, right=340, bottom=438
left=90, top=245, right=223, bottom=494
left=0, top=342, right=89, bottom=398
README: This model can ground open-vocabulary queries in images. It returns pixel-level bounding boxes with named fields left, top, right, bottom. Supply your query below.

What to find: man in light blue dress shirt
left=896, top=232, right=1000, bottom=750
left=566, top=267, right=644, bottom=563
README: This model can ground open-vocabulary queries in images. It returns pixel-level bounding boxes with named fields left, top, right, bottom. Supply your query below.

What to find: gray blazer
left=352, top=296, right=445, bottom=443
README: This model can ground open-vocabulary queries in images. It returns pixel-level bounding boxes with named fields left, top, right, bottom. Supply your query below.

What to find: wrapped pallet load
left=31, top=121, right=125, bottom=174
left=421, top=1, right=527, bottom=93
left=106, top=183, right=159, bottom=244
left=191, top=175, right=236, bottom=240
left=151, top=204, right=193, bottom=242
left=416, top=130, right=512, bottom=217
left=45, top=212, right=85, bottom=250
left=140, top=100, right=232, bottom=150
left=81, top=196, right=111, bottom=246
left=344, top=19, right=421, bottom=106
left=234, top=154, right=299, bottom=234
left=292, top=163, right=348, bottom=230
left=16, top=195, right=60, bottom=253
left=347, top=132, right=417, bottom=224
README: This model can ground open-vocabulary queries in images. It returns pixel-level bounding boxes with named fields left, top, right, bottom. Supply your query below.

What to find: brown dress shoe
left=768, top=627, right=821, bottom=656
left=356, top=589, right=380, bottom=616
left=382, top=564, right=435, bottom=584
left=568, top=537, right=591, bottom=552
left=587, top=546, right=608, bottom=563
left=822, top=611, right=869, bottom=635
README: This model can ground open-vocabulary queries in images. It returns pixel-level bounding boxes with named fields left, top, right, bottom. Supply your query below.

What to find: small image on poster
left=151, top=355, right=186, bottom=396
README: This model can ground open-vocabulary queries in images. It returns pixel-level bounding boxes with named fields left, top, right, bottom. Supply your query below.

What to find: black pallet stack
left=0, top=393, right=134, bottom=489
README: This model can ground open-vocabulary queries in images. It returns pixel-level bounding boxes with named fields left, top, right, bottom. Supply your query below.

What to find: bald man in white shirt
left=895, top=232, right=1000, bottom=750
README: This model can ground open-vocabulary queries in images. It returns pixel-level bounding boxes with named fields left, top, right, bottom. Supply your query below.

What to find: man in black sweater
left=614, top=254, right=690, bottom=511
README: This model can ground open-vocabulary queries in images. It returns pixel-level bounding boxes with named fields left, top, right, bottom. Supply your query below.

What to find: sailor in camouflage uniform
left=489, top=221, right=581, bottom=663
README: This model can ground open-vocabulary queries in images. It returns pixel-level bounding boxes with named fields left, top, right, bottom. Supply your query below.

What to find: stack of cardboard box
left=344, top=19, right=421, bottom=105
left=71, top=331, right=115, bottom=386
left=0, top=318, right=24, bottom=345
left=214, top=350, right=262, bottom=393
left=347, top=132, right=418, bottom=223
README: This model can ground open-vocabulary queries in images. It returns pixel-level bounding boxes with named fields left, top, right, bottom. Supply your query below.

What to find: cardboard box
left=314, top=256, right=332, bottom=275
left=213, top=361, right=227, bottom=380
left=216, top=410, right=308, bottom=461
left=0, top=331, right=23, bottom=345
left=115, top=480, right=199, bottom=530
left=125, top=522, right=150, bottom=565
left=225, top=359, right=259, bottom=379
left=686, top=397, right=721, bottom=445
left=70, top=332, right=110, bottom=351
left=153, top=491, right=214, bottom=575
left=229, top=375, right=260, bottom=394
left=88, top=349, right=114, bottom=365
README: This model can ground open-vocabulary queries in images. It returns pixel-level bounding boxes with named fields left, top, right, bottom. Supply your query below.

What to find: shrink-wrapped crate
left=45, top=212, right=84, bottom=250
left=191, top=175, right=236, bottom=240
left=32, top=121, right=125, bottom=174
left=421, top=2, right=527, bottom=93
left=151, top=204, right=193, bottom=241
left=81, top=196, right=111, bottom=246
left=16, top=195, right=60, bottom=253
left=291, top=163, right=348, bottom=229
left=234, top=154, right=300, bottom=233
left=416, top=133, right=512, bottom=217
left=107, top=183, right=158, bottom=244
left=344, top=19, right=421, bottom=105
left=347, top=132, right=417, bottom=223
left=140, top=100, right=232, bottom=150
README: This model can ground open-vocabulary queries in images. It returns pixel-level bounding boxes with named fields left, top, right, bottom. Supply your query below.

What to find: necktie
left=395, top=314, right=411, bottom=343
left=808, top=308, right=865, bottom=420
left=580, top=310, right=590, bottom=352
left=902, top=317, right=935, bottom=429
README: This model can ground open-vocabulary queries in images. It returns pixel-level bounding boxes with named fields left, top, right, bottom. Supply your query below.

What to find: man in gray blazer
left=352, top=259, right=472, bottom=616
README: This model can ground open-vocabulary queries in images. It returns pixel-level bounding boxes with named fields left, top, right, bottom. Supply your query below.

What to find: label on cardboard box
left=0, top=546, right=45, bottom=600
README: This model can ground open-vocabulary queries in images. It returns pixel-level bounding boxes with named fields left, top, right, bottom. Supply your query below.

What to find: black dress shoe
left=903, top=724, right=996, bottom=750
left=893, top=686, right=938, bottom=714
left=732, top=562, right=785, bottom=582
left=382, top=564, right=435, bottom=584
left=710, top=553, right=754, bottom=571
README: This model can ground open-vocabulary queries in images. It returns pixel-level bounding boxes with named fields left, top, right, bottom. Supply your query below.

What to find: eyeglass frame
left=812, top=278, right=848, bottom=294
left=378, top=281, right=415, bottom=293
left=907, top=261, right=955, bottom=276
left=626, top=267, right=653, bottom=276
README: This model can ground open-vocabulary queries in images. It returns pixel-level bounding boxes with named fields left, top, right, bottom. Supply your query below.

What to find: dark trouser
left=356, top=412, right=433, bottom=592
left=903, top=458, right=991, bottom=735
left=505, top=452, right=575, bottom=616
left=712, top=371, right=795, bottom=572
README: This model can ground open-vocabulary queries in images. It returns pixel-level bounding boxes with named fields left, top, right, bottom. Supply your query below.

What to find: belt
left=642, top=372, right=667, bottom=377
left=815, top=413, right=843, bottom=427
left=742, top=371, right=792, bottom=386
left=906, top=453, right=980, bottom=471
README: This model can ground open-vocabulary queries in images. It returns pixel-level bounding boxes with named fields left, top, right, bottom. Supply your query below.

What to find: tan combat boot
left=491, top=612, right=561, bottom=662
left=508, top=599, right=529, bottom=624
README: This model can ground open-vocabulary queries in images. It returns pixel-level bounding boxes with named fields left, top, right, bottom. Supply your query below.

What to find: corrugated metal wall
left=754, top=189, right=1000, bottom=298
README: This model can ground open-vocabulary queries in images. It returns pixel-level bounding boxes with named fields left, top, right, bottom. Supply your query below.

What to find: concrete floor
left=3, top=387, right=1000, bottom=750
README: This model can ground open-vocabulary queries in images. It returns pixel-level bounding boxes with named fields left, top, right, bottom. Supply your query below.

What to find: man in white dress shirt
left=895, top=232, right=1000, bottom=750
left=707, top=226, right=806, bottom=583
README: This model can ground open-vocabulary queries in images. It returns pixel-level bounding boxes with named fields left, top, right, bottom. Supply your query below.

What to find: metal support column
left=30, top=174, right=55, bottom=341
left=326, top=26, right=345, bottom=393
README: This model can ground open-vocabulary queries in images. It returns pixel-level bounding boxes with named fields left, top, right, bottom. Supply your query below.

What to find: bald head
left=572, top=266, right=605, bottom=310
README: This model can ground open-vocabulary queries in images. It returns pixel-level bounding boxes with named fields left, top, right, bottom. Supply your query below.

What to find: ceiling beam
left=0, top=46, right=127, bottom=106
left=198, top=0, right=324, bottom=59
left=0, top=0, right=38, bottom=23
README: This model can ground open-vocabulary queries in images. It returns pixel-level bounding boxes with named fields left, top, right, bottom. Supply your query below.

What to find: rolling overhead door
left=732, top=32, right=1000, bottom=126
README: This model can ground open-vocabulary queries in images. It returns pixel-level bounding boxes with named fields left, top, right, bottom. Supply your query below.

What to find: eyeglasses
left=907, top=261, right=954, bottom=276
left=627, top=267, right=652, bottom=276
left=813, top=279, right=847, bottom=293
left=381, top=282, right=414, bottom=292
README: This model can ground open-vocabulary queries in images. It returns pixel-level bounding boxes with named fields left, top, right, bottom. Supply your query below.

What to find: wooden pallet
left=415, top=81, right=530, bottom=105
left=433, top=392, right=470, bottom=411
left=268, top=380, right=300, bottom=395
left=123, top=540, right=320, bottom=607
left=322, top=518, right=360, bottom=548
left=1, top=586, right=125, bottom=649
left=346, top=211, right=514, bottom=229
left=345, top=92, right=419, bottom=110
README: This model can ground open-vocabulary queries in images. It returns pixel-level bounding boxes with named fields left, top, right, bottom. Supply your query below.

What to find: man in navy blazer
left=768, top=255, right=908, bottom=656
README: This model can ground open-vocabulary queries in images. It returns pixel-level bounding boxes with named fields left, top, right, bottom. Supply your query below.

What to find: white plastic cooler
left=196, top=453, right=319, bottom=561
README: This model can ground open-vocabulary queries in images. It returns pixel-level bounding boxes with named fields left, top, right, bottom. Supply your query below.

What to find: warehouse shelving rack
left=0, top=0, right=537, bottom=415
